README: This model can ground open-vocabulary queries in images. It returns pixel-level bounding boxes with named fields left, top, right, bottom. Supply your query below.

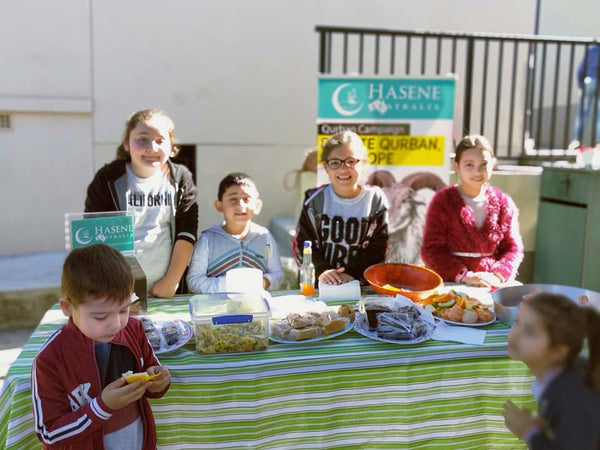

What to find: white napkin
left=318, top=279, right=361, bottom=302
left=267, top=295, right=329, bottom=319
left=432, top=321, right=487, bottom=345
left=226, top=268, right=263, bottom=296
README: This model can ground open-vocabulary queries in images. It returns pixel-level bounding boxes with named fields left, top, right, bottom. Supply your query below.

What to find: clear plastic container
left=189, top=293, right=270, bottom=354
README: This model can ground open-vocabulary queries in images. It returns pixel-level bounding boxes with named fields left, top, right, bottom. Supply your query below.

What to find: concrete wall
left=1, top=0, right=594, bottom=256
left=1, top=113, right=93, bottom=252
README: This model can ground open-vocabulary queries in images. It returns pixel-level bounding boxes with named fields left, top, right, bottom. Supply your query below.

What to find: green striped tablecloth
left=1, top=296, right=534, bottom=449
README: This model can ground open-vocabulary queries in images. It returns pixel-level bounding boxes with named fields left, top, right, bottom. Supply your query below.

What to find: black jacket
left=530, top=363, right=600, bottom=450
left=293, top=184, right=388, bottom=281
left=84, top=159, right=198, bottom=246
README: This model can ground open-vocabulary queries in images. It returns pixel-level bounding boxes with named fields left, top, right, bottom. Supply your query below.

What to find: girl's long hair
left=115, top=109, right=179, bottom=160
left=527, top=292, right=600, bottom=392
left=454, top=134, right=494, bottom=163
left=321, top=130, right=368, bottom=163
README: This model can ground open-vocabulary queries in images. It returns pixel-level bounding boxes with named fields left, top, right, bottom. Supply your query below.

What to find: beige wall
left=0, top=1, right=91, bottom=102
left=1, top=0, right=593, bottom=255
left=538, top=0, right=600, bottom=37
left=1, top=113, right=93, bottom=252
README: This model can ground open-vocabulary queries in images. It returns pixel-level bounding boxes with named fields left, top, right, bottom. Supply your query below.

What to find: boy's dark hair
left=62, top=243, right=134, bottom=307
left=217, top=172, right=258, bottom=201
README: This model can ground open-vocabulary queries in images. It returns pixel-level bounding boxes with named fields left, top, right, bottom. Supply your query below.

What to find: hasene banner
left=318, top=77, right=455, bottom=120
left=316, top=76, right=456, bottom=264
left=66, top=212, right=135, bottom=253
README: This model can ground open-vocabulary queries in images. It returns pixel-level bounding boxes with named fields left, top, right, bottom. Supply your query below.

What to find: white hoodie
left=187, top=222, right=284, bottom=293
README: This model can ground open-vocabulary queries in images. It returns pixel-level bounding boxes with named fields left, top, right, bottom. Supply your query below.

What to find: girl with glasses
left=293, top=131, right=389, bottom=285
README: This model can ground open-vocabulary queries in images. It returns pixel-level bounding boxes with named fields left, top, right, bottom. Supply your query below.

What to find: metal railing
left=316, top=25, right=600, bottom=160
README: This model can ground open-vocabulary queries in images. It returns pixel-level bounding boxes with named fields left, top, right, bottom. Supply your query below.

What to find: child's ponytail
left=527, top=293, right=600, bottom=392
left=584, top=306, right=600, bottom=393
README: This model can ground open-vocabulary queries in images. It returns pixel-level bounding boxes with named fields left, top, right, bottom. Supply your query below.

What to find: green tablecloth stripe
left=1, top=297, right=532, bottom=449
left=153, top=424, right=523, bottom=449
left=151, top=395, right=534, bottom=429
left=158, top=371, right=532, bottom=409
left=157, top=346, right=511, bottom=379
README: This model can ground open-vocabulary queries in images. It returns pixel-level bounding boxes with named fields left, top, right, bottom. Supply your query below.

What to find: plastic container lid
left=189, top=292, right=270, bottom=325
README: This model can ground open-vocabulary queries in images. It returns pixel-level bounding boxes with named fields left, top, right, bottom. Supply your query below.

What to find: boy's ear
left=214, top=200, right=223, bottom=213
left=254, top=198, right=263, bottom=215
left=59, top=297, right=73, bottom=318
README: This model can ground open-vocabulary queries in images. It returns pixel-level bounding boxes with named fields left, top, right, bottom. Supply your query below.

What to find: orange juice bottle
left=299, top=241, right=315, bottom=296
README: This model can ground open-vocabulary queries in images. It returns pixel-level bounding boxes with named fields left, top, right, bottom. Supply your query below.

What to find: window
left=0, top=114, right=11, bottom=130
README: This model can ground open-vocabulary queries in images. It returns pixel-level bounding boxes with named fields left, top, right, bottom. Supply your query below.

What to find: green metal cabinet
left=533, top=167, right=600, bottom=291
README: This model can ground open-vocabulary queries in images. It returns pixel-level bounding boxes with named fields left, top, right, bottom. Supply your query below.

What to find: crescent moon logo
left=74, top=227, right=93, bottom=245
left=332, top=83, right=363, bottom=116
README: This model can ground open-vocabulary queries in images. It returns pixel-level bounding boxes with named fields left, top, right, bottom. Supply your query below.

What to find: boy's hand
left=319, top=267, right=355, bottom=285
left=502, top=400, right=537, bottom=439
left=101, top=376, right=150, bottom=410
left=263, top=277, right=270, bottom=290
left=146, top=366, right=170, bottom=393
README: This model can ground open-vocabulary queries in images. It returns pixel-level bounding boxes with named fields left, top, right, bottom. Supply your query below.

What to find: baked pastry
left=323, top=317, right=350, bottom=335
left=122, top=370, right=158, bottom=383
left=287, top=313, right=315, bottom=328
left=270, top=320, right=293, bottom=339
left=288, top=326, right=322, bottom=341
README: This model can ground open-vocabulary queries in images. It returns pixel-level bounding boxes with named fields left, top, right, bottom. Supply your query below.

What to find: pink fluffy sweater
left=421, top=185, right=524, bottom=282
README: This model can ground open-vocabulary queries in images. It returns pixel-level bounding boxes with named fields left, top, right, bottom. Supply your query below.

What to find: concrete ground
left=0, top=329, right=35, bottom=392
left=0, top=251, right=66, bottom=392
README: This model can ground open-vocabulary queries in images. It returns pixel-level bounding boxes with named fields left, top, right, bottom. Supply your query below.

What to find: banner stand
left=317, top=76, right=457, bottom=265
left=65, top=211, right=147, bottom=313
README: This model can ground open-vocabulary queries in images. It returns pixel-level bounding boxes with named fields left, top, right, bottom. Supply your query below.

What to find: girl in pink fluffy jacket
left=421, top=135, right=524, bottom=288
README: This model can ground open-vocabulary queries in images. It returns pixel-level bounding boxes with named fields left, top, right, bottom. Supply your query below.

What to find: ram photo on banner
left=317, top=76, right=456, bottom=265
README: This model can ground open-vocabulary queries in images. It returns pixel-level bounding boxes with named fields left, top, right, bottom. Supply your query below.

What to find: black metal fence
left=316, top=25, right=599, bottom=161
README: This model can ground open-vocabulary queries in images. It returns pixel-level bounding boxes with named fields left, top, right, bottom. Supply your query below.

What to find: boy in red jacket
left=31, top=243, right=170, bottom=449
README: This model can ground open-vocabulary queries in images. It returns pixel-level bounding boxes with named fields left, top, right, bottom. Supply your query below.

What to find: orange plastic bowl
left=363, top=263, right=443, bottom=301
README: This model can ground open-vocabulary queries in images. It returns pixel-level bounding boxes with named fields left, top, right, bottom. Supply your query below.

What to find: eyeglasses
left=325, top=158, right=361, bottom=170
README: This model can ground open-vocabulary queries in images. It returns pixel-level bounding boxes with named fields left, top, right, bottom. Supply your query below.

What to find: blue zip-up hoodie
left=186, top=222, right=284, bottom=293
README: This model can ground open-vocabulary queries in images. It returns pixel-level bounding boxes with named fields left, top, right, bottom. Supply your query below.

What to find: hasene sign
left=316, top=76, right=456, bottom=182
left=318, top=77, right=455, bottom=120
left=68, top=215, right=134, bottom=252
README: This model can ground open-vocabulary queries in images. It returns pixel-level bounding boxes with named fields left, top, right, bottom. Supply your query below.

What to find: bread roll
left=337, top=304, right=355, bottom=322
